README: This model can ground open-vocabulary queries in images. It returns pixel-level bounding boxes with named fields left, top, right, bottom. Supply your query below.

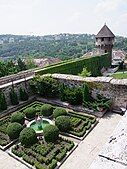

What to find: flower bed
left=10, top=137, right=75, bottom=169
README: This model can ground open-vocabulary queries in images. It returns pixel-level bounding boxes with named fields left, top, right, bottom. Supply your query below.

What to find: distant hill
left=0, top=34, right=126, bottom=60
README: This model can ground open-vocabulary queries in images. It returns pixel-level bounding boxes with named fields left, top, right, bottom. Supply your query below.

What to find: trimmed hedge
left=53, top=107, right=67, bottom=119
left=11, top=112, right=25, bottom=125
left=36, top=53, right=110, bottom=76
left=9, top=88, right=19, bottom=105
left=41, top=104, right=53, bottom=117
left=19, top=87, right=29, bottom=101
left=0, top=90, right=7, bottom=111
left=23, top=107, right=36, bottom=119
left=6, top=122, right=23, bottom=140
left=43, top=124, right=59, bottom=142
left=55, top=116, right=71, bottom=132
left=19, top=127, right=37, bottom=147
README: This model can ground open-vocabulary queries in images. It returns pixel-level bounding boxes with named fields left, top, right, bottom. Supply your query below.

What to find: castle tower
left=95, top=24, right=115, bottom=65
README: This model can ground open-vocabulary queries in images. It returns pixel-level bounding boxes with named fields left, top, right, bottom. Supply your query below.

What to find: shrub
left=19, top=87, right=29, bottom=101
left=60, top=85, right=83, bottom=105
left=53, top=107, right=67, bottom=119
left=43, top=124, right=59, bottom=142
left=23, top=107, right=36, bottom=119
left=19, top=127, right=37, bottom=147
left=0, top=90, right=7, bottom=111
left=6, top=122, right=23, bottom=140
left=9, top=88, right=19, bottom=105
left=83, top=83, right=91, bottom=103
left=11, top=112, right=25, bottom=125
left=30, top=76, right=59, bottom=98
left=41, top=104, right=53, bottom=117
left=55, top=116, right=70, bottom=132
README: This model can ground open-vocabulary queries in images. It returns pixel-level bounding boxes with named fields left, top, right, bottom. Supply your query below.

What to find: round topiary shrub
left=19, top=127, right=37, bottom=147
left=6, top=122, right=23, bottom=140
left=53, top=107, right=67, bottom=119
left=41, top=104, right=53, bottom=117
left=11, top=112, right=25, bottom=125
left=55, top=116, right=70, bottom=132
left=23, top=107, right=36, bottom=119
left=43, top=124, right=59, bottom=142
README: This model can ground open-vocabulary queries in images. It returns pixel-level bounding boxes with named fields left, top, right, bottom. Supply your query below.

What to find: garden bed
left=0, top=115, right=18, bottom=150
left=8, top=137, right=77, bottom=169
left=17, top=101, right=97, bottom=139
left=37, top=97, right=106, bottom=117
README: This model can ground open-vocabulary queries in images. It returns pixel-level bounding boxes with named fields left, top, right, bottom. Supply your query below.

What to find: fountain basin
left=27, top=118, right=53, bottom=134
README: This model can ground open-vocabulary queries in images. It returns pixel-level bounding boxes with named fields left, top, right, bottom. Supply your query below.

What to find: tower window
left=101, top=38, right=104, bottom=41
left=108, top=37, right=111, bottom=41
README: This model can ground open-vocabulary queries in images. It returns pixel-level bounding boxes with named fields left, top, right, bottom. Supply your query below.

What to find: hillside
left=0, top=34, right=126, bottom=60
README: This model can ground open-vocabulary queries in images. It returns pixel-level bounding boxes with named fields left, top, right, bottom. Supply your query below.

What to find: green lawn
left=111, top=71, right=127, bottom=79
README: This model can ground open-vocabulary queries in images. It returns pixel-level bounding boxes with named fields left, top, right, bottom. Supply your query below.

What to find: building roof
left=96, top=24, right=115, bottom=38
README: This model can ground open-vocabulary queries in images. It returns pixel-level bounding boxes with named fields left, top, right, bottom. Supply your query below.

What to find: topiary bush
left=6, top=122, right=23, bottom=140
left=41, top=104, right=54, bottom=117
left=19, top=87, right=29, bottom=101
left=0, top=90, right=7, bottom=111
left=43, top=124, right=59, bottom=142
left=53, top=107, right=67, bottom=119
left=9, top=88, right=19, bottom=105
left=23, top=107, right=36, bottom=119
left=11, top=112, right=25, bottom=125
left=55, top=116, right=70, bottom=132
left=19, top=127, right=37, bottom=147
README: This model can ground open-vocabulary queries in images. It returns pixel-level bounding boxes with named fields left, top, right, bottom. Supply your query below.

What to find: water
left=30, top=120, right=50, bottom=131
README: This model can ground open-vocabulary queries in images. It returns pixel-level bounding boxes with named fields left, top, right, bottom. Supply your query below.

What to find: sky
left=0, top=0, right=127, bottom=37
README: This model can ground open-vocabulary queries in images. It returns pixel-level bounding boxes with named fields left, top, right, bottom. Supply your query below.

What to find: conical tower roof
left=96, top=24, right=115, bottom=38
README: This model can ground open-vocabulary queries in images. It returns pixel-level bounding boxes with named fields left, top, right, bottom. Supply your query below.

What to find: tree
left=0, top=90, right=7, bottom=111
left=17, top=58, right=27, bottom=71
left=78, top=67, right=91, bottom=77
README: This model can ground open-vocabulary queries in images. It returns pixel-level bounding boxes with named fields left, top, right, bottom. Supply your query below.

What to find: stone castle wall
left=51, top=74, right=127, bottom=108
left=0, top=73, right=127, bottom=108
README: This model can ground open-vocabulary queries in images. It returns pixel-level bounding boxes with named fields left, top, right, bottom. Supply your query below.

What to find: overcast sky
left=0, top=0, right=127, bottom=36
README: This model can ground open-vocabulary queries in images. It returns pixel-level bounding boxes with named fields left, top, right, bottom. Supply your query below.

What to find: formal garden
left=0, top=73, right=113, bottom=169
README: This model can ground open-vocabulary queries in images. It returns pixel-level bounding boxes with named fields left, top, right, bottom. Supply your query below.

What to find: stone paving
left=90, top=111, right=127, bottom=169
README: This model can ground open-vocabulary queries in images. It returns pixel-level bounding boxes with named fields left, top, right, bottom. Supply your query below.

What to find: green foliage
left=36, top=54, right=110, bottom=77
left=30, top=76, right=59, bottom=98
left=60, top=84, right=83, bottom=105
left=19, top=87, right=29, bottom=101
left=83, top=94, right=112, bottom=111
left=17, top=58, right=27, bottom=71
left=41, top=104, right=53, bottom=117
left=11, top=112, right=25, bottom=125
left=55, top=116, right=71, bottom=132
left=6, top=122, right=23, bottom=140
left=19, top=127, right=37, bottom=147
left=78, top=67, right=91, bottom=77
left=53, top=107, right=67, bottom=119
left=9, top=88, right=19, bottom=105
left=43, top=124, right=59, bottom=142
left=23, top=107, right=36, bottom=119
left=0, top=90, right=7, bottom=111
left=56, top=149, right=66, bottom=162
left=82, top=83, right=91, bottom=102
